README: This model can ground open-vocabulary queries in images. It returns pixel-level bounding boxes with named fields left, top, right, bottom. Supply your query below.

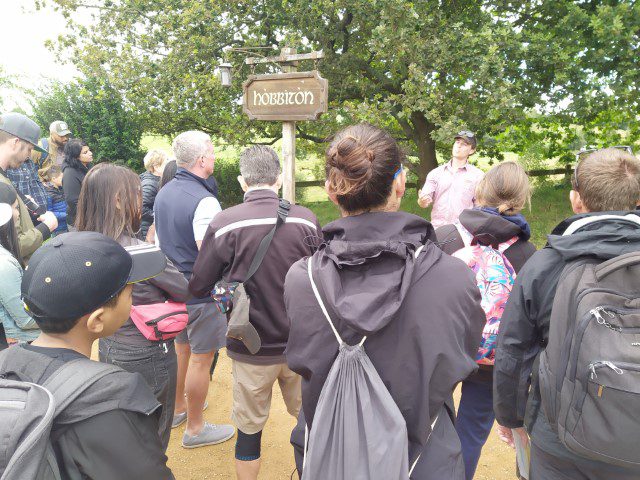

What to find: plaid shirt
left=6, top=159, right=48, bottom=212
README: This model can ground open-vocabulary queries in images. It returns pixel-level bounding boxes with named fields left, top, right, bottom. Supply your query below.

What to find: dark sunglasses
left=573, top=146, right=634, bottom=191
left=456, top=130, right=475, bottom=139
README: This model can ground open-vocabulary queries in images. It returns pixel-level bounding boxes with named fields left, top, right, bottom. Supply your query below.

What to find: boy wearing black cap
left=0, top=231, right=174, bottom=479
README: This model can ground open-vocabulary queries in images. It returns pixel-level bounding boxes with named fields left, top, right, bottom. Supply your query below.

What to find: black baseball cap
left=22, top=232, right=167, bottom=321
left=455, top=130, right=477, bottom=149
left=0, top=112, right=46, bottom=153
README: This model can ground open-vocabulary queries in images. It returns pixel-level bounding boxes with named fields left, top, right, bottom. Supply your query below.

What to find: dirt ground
left=165, top=352, right=519, bottom=480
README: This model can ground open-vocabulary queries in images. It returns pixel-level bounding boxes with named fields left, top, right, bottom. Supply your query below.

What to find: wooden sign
left=243, top=71, right=328, bottom=121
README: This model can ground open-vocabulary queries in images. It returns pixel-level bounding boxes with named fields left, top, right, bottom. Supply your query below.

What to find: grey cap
left=50, top=120, right=71, bottom=137
left=0, top=112, right=46, bottom=153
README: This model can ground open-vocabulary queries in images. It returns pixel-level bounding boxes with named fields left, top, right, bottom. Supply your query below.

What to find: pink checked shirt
left=421, top=161, right=484, bottom=229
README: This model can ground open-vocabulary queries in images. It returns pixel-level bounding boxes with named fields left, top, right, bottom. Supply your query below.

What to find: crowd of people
left=0, top=111, right=639, bottom=480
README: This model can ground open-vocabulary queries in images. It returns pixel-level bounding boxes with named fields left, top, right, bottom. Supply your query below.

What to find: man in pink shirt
left=418, top=131, right=484, bottom=228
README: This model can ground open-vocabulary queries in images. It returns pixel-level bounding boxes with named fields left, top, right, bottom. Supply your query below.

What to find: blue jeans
left=99, top=337, right=177, bottom=451
left=455, top=370, right=495, bottom=480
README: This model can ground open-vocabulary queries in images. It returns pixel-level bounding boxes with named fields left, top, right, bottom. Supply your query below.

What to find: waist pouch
left=130, top=301, right=188, bottom=342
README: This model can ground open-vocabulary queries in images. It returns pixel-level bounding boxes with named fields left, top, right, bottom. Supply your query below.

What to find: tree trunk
left=410, top=111, right=438, bottom=192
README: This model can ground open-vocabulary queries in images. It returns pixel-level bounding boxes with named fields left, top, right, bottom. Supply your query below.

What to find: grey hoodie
left=284, top=211, right=485, bottom=478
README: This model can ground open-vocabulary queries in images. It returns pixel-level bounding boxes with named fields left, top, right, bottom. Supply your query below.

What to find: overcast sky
left=1, top=0, right=80, bottom=112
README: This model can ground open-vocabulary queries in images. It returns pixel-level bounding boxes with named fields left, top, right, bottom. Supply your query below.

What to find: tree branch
left=250, top=136, right=281, bottom=145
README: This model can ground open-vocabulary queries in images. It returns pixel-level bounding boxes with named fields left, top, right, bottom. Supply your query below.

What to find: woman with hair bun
left=284, top=123, right=485, bottom=479
left=435, top=160, right=536, bottom=480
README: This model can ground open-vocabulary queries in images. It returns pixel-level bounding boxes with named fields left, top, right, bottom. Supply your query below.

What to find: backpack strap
left=42, top=358, right=123, bottom=416
left=244, top=198, right=290, bottom=282
left=453, top=222, right=473, bottom=248
left=307, top=255, right=353, bottom=346
left=409, top=413, right=440, bottom=476
left=497, top=235, right=519, bottom=254
left=595, top=251, right=640, bottom=281
left=36, top=138, right=49, bottom=168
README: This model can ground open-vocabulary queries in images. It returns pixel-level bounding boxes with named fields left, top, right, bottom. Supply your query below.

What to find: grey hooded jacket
left=284, top=212, right=485, bottom=478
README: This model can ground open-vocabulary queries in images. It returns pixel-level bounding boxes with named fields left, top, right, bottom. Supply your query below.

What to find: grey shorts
left=175, top=302, right=227, bottom=354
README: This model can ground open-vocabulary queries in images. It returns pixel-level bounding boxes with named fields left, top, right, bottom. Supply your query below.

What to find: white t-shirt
left=192, top=196, right=222, bottom=242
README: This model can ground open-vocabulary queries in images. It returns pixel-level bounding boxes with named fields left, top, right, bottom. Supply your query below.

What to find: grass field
left=302, top=181, right=574, bottom=248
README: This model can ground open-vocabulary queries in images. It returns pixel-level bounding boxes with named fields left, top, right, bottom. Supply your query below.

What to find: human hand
left=497, top=425, right=529, bottom=450
left=417, top=191, right=432, bottom=208
left=38, top=211, right=58, bottom=232
left=497, top=425, right=515, bottom=448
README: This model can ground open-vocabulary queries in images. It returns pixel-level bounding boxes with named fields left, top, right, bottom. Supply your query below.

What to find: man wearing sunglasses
left=418, top=130, right=484, bottom=228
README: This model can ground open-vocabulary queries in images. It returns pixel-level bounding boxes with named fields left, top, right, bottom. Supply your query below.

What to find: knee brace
left=235, top=429, right=262, bottom=461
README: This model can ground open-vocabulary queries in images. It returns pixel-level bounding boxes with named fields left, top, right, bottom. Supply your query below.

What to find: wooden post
left=281, top=47, right=297, bottom=203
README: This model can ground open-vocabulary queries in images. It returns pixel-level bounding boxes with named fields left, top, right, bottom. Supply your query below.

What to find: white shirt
left=192, top=196, right=222, bottom=242
left=155, top=195, right=222, bottom=247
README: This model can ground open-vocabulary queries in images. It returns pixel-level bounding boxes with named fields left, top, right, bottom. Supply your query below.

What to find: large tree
left=43, top=0, right=639, bottom=182
left=30, top=77, right=144, bottom=169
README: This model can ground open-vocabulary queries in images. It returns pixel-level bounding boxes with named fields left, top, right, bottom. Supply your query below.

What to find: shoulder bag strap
left=42, top=358, right=122, bottom=416
left=244, top=198, right=290, bottom=282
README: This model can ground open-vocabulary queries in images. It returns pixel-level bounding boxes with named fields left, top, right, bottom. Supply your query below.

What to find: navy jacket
left=44, top=184, right=67, bottom=234
left=154, top=168, right=216, bottom=278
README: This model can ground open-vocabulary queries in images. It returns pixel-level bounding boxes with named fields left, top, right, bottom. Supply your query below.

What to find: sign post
left=281, top=47, right=297, bottom=204
left=243, top=48, right=327, bottom=203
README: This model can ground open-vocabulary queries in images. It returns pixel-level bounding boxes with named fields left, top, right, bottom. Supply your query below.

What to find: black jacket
left=61, top=161, right=89, bottom=227
left=284, top=212, right=485, bottom=478
left=435, top=209, right=536, bottom=273
left=494, top=212, right=640, bottom=456
left=189, top=189, right=321, bottom=361
left=140, top=172, right=160, bottom=239
left=0, top=344, right=173, bottom=480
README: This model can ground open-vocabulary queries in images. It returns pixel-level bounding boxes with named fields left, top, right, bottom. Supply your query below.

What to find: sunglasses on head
left=457, top=130, right=475, bottom=139
left=573, top=146, right=634, bottom=191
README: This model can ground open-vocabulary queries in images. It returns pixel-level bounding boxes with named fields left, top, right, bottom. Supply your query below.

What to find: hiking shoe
left=171, top=400, right=209, bottom=429
left=181, top=422, right=235, bottom=448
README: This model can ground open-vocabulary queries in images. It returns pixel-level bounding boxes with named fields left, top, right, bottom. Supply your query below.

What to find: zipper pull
left=591, top=307, right=606, bottom=324
left=602, top=361, right=623, bottom=374
left=589, top=363, right=598, bottom=379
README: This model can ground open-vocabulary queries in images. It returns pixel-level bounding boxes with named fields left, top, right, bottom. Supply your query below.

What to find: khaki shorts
left=231, top=359, right=302, bottom=434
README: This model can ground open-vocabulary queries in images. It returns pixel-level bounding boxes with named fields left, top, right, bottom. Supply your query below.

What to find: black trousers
left=530, top=442, right=640, bottom=480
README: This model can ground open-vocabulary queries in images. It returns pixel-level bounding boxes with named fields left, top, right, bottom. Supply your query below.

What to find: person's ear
left=275, top=173, right=283, bottom=190
left=325, top=180, right=339, bottom=206
left=394, top=170, right=406, bottom=200
left=85, top=308, right=106, bottom=335
left=570, top=189, right=585, bottom=214
left=237, top=175, right=248, bottom=192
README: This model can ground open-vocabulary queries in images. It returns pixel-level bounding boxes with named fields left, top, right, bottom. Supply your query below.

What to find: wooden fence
left=296, top=164, right=572, bottom=189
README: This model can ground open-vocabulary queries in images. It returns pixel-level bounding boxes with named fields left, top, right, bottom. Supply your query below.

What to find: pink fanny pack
left=130, top=302, right=189, bottom=342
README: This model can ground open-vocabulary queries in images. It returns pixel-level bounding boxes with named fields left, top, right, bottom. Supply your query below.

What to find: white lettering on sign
left=252, top=89, right=316, bottom=107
